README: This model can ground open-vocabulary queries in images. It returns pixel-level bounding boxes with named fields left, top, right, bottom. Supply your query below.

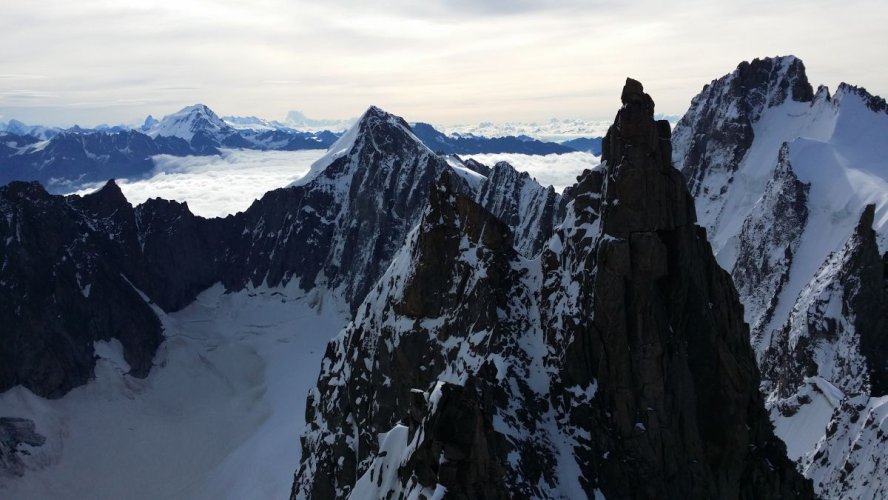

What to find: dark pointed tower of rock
left=578, top=78, right=813, bottom=497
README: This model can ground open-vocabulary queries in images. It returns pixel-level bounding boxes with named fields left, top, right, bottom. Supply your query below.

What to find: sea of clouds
left=464, top=151, right=600, bottom=192
left=72, top=150, right=599, bottom=217
left=74, top=149, right=326, bottom=218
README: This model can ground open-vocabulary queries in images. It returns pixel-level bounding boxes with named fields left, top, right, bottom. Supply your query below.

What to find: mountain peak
left=358, top=105, right=411, bottom=130
left=293, top=105, right=429, bottom=187
left=147, top=103, right=231, bottom=141
left=74, top=179, right=132, bottom=214
left=734, top=55, right=814, bottom=106
left=602, top=78, right=693, bottom=234
left=179, top=103, right=216, bottom=116
left=674, top=55, right=815, bottom=209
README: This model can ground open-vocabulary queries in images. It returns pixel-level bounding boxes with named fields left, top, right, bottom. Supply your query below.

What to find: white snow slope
left=0, top=283, right=349, bottom=500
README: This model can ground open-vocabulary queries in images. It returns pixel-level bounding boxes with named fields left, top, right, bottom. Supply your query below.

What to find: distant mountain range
left=410, top=122, right=593, bottom=155
left=0, top=106, right=602, bottom=191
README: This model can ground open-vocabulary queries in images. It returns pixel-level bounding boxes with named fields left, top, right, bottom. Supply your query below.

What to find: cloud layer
left=466, top=152, right=600, bottom=193
left=75, top=149, right=325, bottom=218
left=2, top=1, right=885, bottom=127
left=72, top=149, right=598, bottom=217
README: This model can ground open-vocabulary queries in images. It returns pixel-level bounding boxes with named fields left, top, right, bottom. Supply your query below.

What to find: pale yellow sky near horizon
left=0, top=0, right=885, bottom=127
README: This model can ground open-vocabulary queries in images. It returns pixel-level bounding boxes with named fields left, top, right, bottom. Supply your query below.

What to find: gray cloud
left=0, top=0, right=885, bottom=127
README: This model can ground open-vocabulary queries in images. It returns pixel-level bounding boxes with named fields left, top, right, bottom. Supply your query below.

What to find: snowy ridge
left=145, top=104, right=338, bottom=153
left=295, top=173, right=587, bottom=498
left=731, top=143, right=809, bottom=347
left=475, top=161, right=566, bottom=257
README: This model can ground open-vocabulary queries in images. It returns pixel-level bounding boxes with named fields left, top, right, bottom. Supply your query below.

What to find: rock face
left=674, top=56, right=813, bottom=215
left=292, top=79, right=812, bottom=499
left=553, top=78, right=810, bottom=498
left=475, top=161, right=567, bottom=257
left=732, top=144, right=809, bottom=351
left=0, top=181, right=164, bottom=397
left=763, top=204, right=888, bottom=401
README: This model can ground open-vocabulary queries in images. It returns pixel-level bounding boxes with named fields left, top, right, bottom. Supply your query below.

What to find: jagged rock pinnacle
left=582, top=78, right=814, bottom=498
left=600, top=78, right=694, bottom=235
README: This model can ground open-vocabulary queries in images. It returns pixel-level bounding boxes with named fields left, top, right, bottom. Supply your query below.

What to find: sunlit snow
left=0, top=283, right=349, bottom=500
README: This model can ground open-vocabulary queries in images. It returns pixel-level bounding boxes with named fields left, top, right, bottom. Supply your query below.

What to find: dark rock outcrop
left=0, top=181, right=163, bottom=397
left=545, top=78, right=812, bottom=498
left=0, top=417, right=45, bottom=477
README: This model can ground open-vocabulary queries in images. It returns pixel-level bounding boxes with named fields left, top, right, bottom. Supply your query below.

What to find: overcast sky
left=1, top=0, right=885, bottom=127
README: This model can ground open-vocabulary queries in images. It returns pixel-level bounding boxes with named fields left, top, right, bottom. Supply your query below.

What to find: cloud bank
left=72, top=149, right=597, bottom=217
left=466, top=152, right=600, bottom=193
left=1, top=0, right=885, bottom=127
left=74, top=149, right=326, bottom=218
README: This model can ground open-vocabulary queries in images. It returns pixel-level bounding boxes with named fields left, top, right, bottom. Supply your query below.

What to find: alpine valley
left=0, top=56, right=886, bottom=500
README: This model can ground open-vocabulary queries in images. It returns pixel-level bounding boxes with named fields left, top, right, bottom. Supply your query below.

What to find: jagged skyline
left=1, top=0, right=886, bottom=127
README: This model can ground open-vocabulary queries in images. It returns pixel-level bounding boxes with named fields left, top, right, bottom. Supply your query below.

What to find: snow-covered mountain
left=144, top=104, right=343, bottom=153
left=221, top=111, right=355, bottom=133
left=673, top=55, right=888, bottom=498
left=0, top=106, right=342, bottom=191
left=222, top=114, right=285, bottom=131
left=0, top=120, right=62, bottom=140
left=282, top=110, right=355, bottom=132
left=145, top=104, right=236, bottom=142
left=293, top=79, right=811, bottom=498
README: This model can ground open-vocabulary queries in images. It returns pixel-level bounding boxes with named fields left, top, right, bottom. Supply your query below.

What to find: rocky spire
left=544, top=77, right=814, bottom=497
